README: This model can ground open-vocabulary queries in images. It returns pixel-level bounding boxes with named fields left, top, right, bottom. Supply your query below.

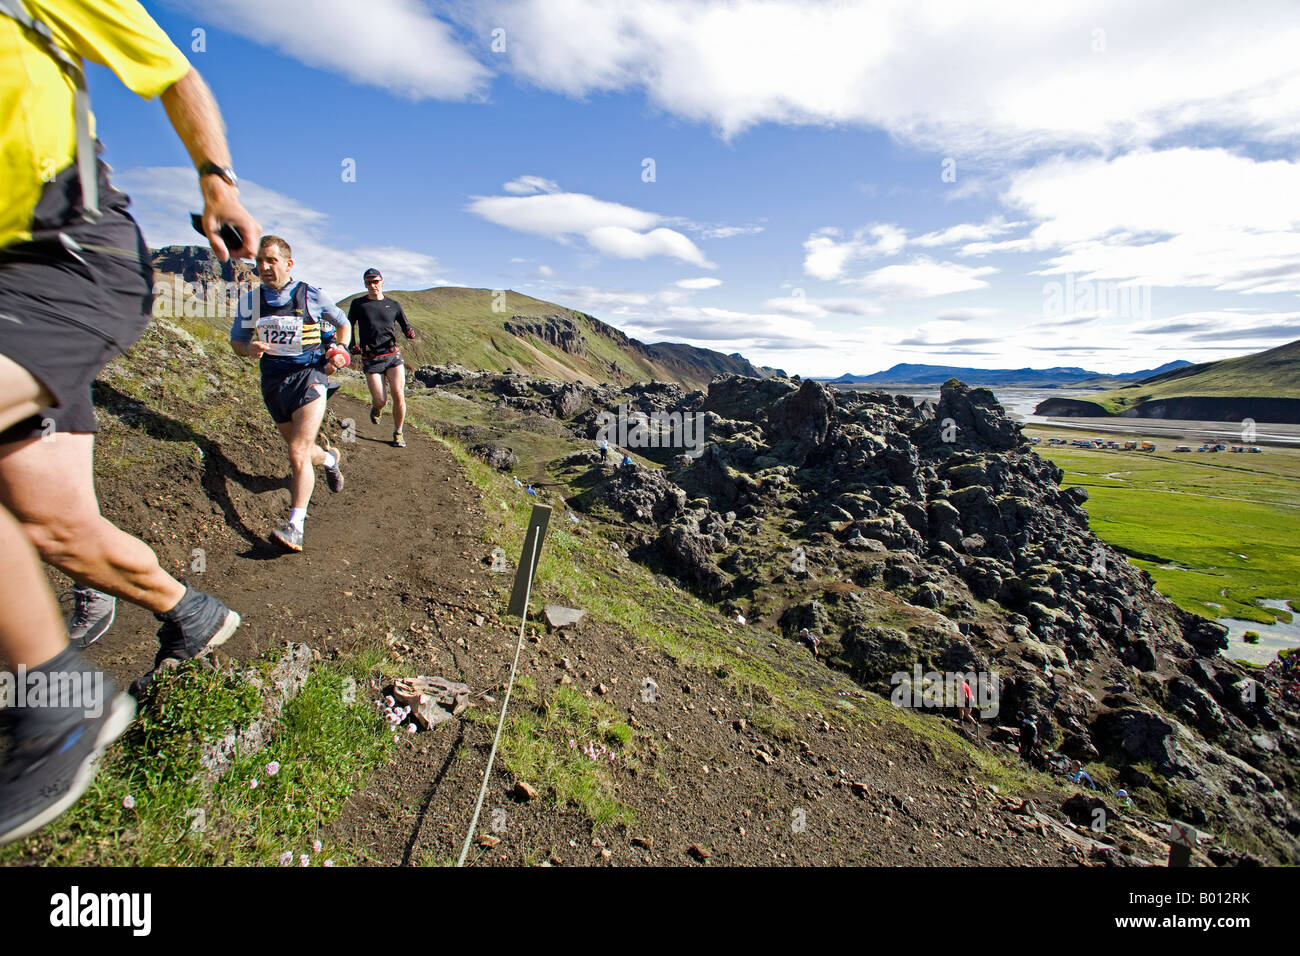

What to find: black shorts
left=362, top=351, right=404, bottom=376
left=261, top=364, right=333, bottom=425
left=0, top=200, right=154, bottom=443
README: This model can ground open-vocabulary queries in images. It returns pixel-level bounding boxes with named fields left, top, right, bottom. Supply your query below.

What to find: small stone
left=754, top=749, right=774, bottom=765
left=477, top=834, right=501, bottom=848
left=686, top=843, right=711, bottom=861
left=512, top=781, right=539, bottom=801
left=632, top=835, right=653, bottom=850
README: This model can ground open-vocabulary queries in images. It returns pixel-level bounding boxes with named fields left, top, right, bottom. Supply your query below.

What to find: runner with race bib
left=230, top=235, right=350, bottom=552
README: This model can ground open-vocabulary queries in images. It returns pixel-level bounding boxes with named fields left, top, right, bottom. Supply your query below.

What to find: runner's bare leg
left=365, top=370, right=386, bottom=416
left=277, top=395, right=327, bottom=509
left=386, top=363, right=406, bottom=433
left=0, top=433, right=188, bottom=613
left=0, top=356, right=70, bottom=668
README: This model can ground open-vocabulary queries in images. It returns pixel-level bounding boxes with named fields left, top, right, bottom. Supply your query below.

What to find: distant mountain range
left=149, top=247, right=784, bottom=390
left=1035, top=338, right=1300, bottom=423
left=821, top=361, right=1192, bottom=389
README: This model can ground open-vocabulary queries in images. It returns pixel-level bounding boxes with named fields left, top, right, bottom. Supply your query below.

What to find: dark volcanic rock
left=1183, top=618, right=1229, bottom=656
left=1092, top=708, right=1180, bottom=771
left=470, top=442, right=517, bottom=472
left=503, top=315, right=586, bottom=355
left=931, top=379, right=1023, bottom=451
left=591, top=467, right=687, bottom=525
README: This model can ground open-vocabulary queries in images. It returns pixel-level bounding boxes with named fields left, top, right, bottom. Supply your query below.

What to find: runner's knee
left=22, top=507, right=103, bottom=565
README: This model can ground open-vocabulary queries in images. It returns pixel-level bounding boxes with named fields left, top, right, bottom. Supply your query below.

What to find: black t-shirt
left=347, top=295, right=411, bottom=356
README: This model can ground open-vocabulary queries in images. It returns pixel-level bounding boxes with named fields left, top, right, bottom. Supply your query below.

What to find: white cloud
left=586, top=226, right=715, bottom=268
left=170, top=0, right=490, bottom=100
left=803, top=224, right=906, bottom=280
left=452, top=0, right=1300, bottom=152
left=467, top=182, right=713, bottom=266
left=503, top=175, right=561, bottom=195
left=1003, top=148, right=1300, bottom=293
left=913, top=217, right=1022, bottom=248
left=676, top=277, right=723, bottom=289
left=118, top=167, right=445, bottom=297
left=535, top=264, right=555, bottom=277
left=856, top=258, right=997, bottom=298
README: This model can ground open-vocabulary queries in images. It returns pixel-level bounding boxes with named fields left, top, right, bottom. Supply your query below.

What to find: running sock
left=289, top=508, right=307, bottom=531
left=322, top=451, right=338, bottom=470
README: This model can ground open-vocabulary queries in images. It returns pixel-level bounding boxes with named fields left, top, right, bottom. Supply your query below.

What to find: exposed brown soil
left=66, top=384, right=1113, bottom=866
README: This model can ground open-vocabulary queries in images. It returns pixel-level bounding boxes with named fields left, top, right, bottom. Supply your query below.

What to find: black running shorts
left=362, top=351, right=404, bottom=376
left=261, top=364, right=332, bottom=425
left=0, top=203, right=154, bottom=443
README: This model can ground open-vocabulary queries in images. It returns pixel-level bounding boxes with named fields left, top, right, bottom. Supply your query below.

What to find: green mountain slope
left=1037, top=339, right=1300, bottom=421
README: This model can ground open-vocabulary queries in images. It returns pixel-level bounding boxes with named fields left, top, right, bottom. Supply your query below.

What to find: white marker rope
left=456, top=530, right=541, bottom=867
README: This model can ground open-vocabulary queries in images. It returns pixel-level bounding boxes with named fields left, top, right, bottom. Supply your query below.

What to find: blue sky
left=92, top=1, right=1300, bottom=377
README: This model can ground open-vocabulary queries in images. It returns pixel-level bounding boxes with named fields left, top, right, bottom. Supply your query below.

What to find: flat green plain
left=1026, top=425, right=1300, bottom=624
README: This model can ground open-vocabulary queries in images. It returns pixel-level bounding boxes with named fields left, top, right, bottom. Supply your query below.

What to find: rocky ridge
left=409, top=364, right=1300, bottom=862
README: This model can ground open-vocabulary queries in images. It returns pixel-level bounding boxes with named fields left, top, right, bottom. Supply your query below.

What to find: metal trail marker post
left=507, top=505, right=551, bottom=619
left=458, top=503, right=551, bottom=866
left=1167, top=820, right=1198, bottom=867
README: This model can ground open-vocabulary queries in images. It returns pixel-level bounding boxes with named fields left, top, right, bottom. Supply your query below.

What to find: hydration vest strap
left=0, top=0, right=99, bottom=220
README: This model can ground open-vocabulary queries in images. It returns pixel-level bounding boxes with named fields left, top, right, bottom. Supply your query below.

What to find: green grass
left=1029, top=433, right=1300, bottom=622
left=1, top=649, right=394, bottom=867
left=467, top=676, right=639, bottom=829
left=1062, top=339, right=1300, bottom=413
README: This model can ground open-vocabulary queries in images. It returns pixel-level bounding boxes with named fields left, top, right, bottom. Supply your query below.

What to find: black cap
left=363, top=268, right=382, bottom=281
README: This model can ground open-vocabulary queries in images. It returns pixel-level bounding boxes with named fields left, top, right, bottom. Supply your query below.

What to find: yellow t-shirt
left=0, top=0, right=191, bottom=248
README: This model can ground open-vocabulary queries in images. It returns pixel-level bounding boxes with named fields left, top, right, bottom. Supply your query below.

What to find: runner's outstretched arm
left=160, top=68, right=260, bottom=261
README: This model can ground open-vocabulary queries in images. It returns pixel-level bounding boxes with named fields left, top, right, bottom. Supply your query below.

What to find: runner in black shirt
left=347, top=268, right=415, bottom=447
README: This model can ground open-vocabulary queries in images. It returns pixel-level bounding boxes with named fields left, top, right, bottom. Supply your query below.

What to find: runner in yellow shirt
left=0, top=0, right=260, bottom=846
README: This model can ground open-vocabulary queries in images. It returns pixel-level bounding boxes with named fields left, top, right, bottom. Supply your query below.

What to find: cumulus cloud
left=586, top=226, right=715, bottom=267
left=804, top=219, right=1018, bottom=279
left=1002, top=148, right=1300, bottom=294
left=448, top=0, right=1300, bottom=152
left=803, top=224, right=907, bottom=280
left=676, top=277, right=723, bottom=289
left=856, top=258, right=997, bottom=298
left=118, top=167, right=446, bottom=296
left=467, top=179, right=714, bottom=266
left=169, top=0, right=490, bottom=100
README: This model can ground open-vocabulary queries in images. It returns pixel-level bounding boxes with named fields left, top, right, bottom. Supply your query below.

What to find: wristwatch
left=199, top=162, right=238, bottom=188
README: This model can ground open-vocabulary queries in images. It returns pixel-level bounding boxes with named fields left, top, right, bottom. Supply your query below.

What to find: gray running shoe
left=0, top=677, right=135, bottom=847
left=270, top=520, right=305, bottom=553
left=66, top=584, right=115, bottom=649
left=130, top=587, right=241, bottom=697
left=321, top=439, right=345, bottom=493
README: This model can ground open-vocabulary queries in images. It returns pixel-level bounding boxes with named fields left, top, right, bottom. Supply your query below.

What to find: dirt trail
left=84, top=392, right=490, bottom=694
left=77, top=391, right=1085, bottom=866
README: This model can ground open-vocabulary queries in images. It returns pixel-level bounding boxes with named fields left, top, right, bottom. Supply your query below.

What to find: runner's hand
left=247, top=341, right=270, bottom=357
left=404, top=328, right=416, bottom=339
left=349, top=344, right=362, bottom=355
left=200, top=177, right=260, bottom=261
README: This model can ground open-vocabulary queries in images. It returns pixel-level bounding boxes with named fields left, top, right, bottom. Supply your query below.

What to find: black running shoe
left=0, top=688, right=135, bottom=847
left=130, top=588, right=240, bottom=697
left=369, top=406, right=382, bottom=426
left=66, top=584, right=115, bottom=649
